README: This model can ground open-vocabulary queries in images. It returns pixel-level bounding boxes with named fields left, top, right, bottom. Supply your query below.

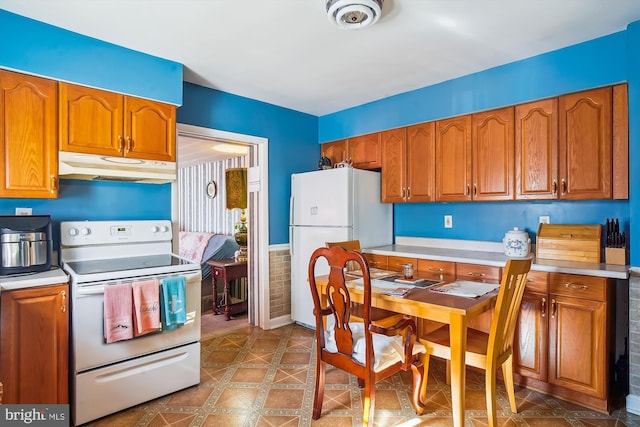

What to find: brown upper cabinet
left=472, top=107, right=514, bottom=201
left=515, top=98, right=559, bottom=200
left=559, top=87, right=612, bottom=199
left=321, top=139, right=348, bottom=166
left=435, top=115, right=472, bottom=201
left=59, top=83, right=176, bottom=162
left=381, top=123, right=435, bottom=203
left=326, top=84, right=628, bottom=203
left=435, top=108, right=513, bottom=202
left=320, top=132, right=382, bottom=170
left=0, top=70, right=58, bottom=198
left=349, top=133, right=382, bottom=169
left=516, top=85, right=627, bottom=201
left=612, top=84, right=629, bottom=199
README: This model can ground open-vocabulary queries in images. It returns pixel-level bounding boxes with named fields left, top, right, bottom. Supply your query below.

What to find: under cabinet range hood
left=58, top=151, right=177, bottom=184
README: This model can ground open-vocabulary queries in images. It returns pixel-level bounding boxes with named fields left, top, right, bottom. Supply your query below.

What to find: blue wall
left=0, top=10, right=182, bottom=105
left=0, top=10, right=318, bottom=247
left=0, top=180, right=171, bottom=249
left=319, top=29, right=635, bottom=262
left=177, top=83, right=319, bottom=245
left=395, top=200, right=629, bottom=244
left=627, top=21, right=640, bottom=267
left=0, top=10, right=179, bottom=248
left=319, top=32, right=627, bottom=141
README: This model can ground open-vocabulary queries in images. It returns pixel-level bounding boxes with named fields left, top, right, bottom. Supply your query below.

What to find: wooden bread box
left=536, top=223, right=602, bottom=263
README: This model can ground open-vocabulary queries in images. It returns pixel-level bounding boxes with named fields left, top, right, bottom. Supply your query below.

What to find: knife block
left=605, top=247, right=627, bottom=265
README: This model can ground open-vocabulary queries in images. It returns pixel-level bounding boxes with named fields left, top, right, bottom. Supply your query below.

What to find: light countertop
left=366, top=237, right=629, bottom=280
left=0, top=267, right=69, bottom=291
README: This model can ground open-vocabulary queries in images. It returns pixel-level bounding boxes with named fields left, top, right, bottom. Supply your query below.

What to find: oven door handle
left=76, top=286, right=106, bottom=296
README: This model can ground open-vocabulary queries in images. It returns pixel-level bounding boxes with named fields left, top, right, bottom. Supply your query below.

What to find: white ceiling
left=2, top=0, right=640, bottom=117
left=178, top=135, right=249, bottom=168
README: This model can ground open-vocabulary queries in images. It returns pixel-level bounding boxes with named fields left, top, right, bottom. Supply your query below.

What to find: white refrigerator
left=289, top=167, right=392, bottom=328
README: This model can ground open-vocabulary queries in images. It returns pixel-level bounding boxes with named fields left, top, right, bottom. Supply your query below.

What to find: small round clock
left=206, top=180, right=217, bottom=199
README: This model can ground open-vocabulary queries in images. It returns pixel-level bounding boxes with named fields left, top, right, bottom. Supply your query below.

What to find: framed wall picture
left=206, top=180, right=217, bottom=199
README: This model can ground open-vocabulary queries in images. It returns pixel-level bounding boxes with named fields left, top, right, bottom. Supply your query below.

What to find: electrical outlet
left=15, top=207, right=32, bottom=216
left=539, top=215, right=550, bottom=224
left=444, top=215, right=453, bottom=228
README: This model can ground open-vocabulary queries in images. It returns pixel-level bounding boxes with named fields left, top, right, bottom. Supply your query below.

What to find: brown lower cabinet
left=363, top=253, right=388, bottom=270
left=513, top=272, right=614, bottom=413
left=0, top=283, right=69, bottom=404
left=363, top=253, right=616, bottom=412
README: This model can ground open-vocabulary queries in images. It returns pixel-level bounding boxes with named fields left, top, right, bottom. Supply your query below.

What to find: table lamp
left=226, top=167, right=248, bottom=262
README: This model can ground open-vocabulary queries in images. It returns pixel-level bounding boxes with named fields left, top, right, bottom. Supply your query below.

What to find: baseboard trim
left=626, top=394, right=640, bottom=415
left=267, top=315, right=294, bottom=330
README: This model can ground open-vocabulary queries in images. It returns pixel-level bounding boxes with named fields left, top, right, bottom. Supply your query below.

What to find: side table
left=206, top=258, right=248, bottom=321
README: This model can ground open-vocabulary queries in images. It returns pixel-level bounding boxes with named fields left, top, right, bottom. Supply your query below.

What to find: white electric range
left=60, top=220, right=201, bottom=425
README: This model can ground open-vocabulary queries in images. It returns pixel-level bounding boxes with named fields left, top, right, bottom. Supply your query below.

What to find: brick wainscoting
left=269, top=248, right=291, bottom=319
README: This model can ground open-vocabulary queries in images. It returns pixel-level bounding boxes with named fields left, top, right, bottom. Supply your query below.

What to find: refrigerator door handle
left=289, top=195, right=295, bottom=256
left=289, top=227, right=294, bottom=256
left=290, top=196, right=295, bottom=226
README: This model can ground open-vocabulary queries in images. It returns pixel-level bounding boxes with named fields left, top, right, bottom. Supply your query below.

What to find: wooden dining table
left=315, top=273, right=499, bottom=427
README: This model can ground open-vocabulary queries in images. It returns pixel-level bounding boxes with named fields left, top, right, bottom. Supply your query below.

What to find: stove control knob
left=151, top=226, right=159, bottom=233
left=68, top=227, right=79, bottom=236
left=160, top=226, right=169, bottom=233
left=81, top=227, right=91, bottom=236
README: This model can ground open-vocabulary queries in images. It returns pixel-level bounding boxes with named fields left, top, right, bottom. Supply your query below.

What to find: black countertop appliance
left=0, top=215, right=52, bottom=275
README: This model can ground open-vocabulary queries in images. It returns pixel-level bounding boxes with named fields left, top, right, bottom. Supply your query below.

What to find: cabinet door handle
left=401, top=187, right=406, bottom=198
left=428, top=267, right=443, bottom=272
left=61, top=290, right=66, bottom=313
left=468, top=272, right=486, bottom=278
left=564, top=282, right=588, bottom=290
left=50, top=175, right=57, bottom=194
left=561, top=179, right=567, bottom=195
left=552, top=179, right=558, bottom=195
left=473, top=184, right=477, bottom=196
left=465, top=184, right=470, bottom=196
left=117, top=135, right=124, bottom=152
left=125, top=136, right=133, bottom=155
left=541, top=297, right=546, bottom=318
left=406, top=187, right=411, bottom=199
left=550, top=298, right=556, bottom=318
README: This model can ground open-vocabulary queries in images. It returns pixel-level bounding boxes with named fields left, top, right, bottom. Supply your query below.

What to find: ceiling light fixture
left=326, top=0, right=384, bottom=30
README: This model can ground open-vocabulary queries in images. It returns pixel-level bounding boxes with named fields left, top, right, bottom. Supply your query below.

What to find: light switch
left=444, top=215, right=453, bottom=228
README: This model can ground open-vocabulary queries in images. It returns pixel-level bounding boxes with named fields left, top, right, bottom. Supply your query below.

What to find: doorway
left=172, top=123, right=270, bottom=330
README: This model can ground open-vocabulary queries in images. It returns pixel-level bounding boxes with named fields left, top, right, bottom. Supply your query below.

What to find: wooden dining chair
left=419, top=258, right=532, bottom=427
left=308, top=245, right=426, bottom=426
left=325, top=240, right=404, bottom=327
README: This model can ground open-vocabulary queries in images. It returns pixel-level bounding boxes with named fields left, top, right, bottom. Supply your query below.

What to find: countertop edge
left=365, top=244, right=629, bottom=280
left=0, top=268, right=69, bottom=291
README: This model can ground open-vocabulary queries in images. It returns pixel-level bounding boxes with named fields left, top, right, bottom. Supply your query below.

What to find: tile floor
left=86, top=322, right=640, bottom=426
